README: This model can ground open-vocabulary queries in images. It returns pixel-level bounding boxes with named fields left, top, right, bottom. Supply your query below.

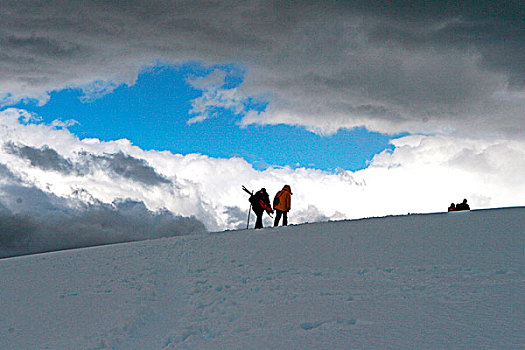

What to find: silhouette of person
left=250, top=188, right=273, bottom=229
left=456, top=198, right=471, bottom=211
left=273, top=185, right=292, bottom=227
left=448, top=203, right=456, bottom=212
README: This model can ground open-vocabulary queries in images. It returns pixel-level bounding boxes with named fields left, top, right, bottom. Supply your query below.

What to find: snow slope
left=1, top=207, right=523, bottom=349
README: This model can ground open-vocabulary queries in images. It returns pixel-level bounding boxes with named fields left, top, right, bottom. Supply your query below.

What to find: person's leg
left=274, top=210, right=282, bottom=226
left=282, top=211, right=288, bottom=226
left=255, top=212, right=263, bottom=229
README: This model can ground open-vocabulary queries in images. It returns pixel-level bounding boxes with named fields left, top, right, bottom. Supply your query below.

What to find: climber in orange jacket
left=273, top=185, right=292, bottom=226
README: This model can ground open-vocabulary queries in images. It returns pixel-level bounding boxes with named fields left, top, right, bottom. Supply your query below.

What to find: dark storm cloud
left=360, top=0, right=524, bottom=86
left=0, top=208, right=34, bottom=250
left=223, top=206, right=248, bottom=230
left=1, top=35, right=81, bottom=60
left=0, top=163, right=20, bottom=182
left=5, top=142, right=74, bottom=174
left=0, top=0, right=523, bottom=136
left=86, top=152, right=172, bottom=186
left=0, top=183, right=67, bottom=214
left=5, top=142, right=171, bottom=186
left=0, top=184, right=206, bottom=259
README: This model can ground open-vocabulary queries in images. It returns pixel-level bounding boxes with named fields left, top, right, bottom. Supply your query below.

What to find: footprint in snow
left=300, top=319, right=359, bottom=331
left=300, top=321, right=326, bottom=330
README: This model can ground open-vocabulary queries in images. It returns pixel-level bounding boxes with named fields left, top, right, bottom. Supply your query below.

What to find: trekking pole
left=242, top=186, right=253, bottom=229
left=246, top=203, right=252, bottom=229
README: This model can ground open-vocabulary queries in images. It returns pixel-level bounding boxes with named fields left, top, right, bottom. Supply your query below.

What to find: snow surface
left=1, top=207, right=523, bottom=349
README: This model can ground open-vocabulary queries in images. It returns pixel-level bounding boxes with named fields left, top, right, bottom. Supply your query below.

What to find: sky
left=0, top=0, right=524, bottom=254
left=9, top=64, right=396, bottom=171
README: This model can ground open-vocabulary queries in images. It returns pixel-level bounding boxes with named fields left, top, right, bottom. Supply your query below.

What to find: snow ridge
left=1, top=207, right=523, bottom=349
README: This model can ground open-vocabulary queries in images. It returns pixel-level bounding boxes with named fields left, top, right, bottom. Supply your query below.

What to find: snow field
left=0, top=207, right=523, bottom=349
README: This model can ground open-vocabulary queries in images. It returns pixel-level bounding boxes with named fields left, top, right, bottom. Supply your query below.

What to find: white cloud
left=79, top=80, right=122, bottom=103
left=187, top=69, right=247, bottom=124
left=1, top=109, right=523, bottom=236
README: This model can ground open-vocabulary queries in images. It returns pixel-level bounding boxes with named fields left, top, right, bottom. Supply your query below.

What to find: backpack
left=273, top=192, right=281, bottom=207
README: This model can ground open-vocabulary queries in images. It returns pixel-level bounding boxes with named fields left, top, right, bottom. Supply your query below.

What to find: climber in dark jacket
left=250, top=188, right=273, bottom=229
left=455, top=199, right=471, bottom=211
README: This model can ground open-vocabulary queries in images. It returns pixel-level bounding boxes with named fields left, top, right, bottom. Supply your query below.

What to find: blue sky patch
left=5, top=63, right=400, bottom=171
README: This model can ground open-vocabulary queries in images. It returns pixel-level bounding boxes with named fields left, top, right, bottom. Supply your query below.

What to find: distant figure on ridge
left=448, top=203, right=456, bottom=212
left=455, top=199, right=471, bottom=211
left=250, top=188, right=273, bottom=229
left=273, top=185, right=292, bottom=227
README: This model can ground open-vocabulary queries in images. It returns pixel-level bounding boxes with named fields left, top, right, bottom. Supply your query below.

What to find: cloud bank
left=0, top=194, right=205, bottom=259
left=1, top=0, right=523, bottom=138
left=1, top=108, right=524, bottom=258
